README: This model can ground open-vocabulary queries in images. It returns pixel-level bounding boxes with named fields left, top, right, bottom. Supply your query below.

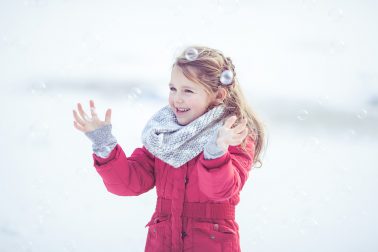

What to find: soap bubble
left=31, top=177, right=45, bottom=191
left=316, top=95, right=330, bottom=106
left=301, top=136, right=321, bottom=153
left=356, top=109, right=368, bottom=119
left=342, top=128, right=356, bottom=142
left=63, top=239, right=77, bottom=252
left=328, top=40, right=345, bottom=55
left=328, top=8, right=344, bottom=22
left=24, top=0, right=48, bottom=7
left=132, top=87, right=142, bottom=95
left=20, top=241, right=34, bottom=252
left=296, top=109, right=309, bottom=121
left=81, top=32, right=103, bottom=50
left=298, top=217, right=320, bottom=235
left=220, top=70, right=234, bottom=85
left=216, top=0, right=241, bottom=15
left=28, top=120, right=50, bottom=147
left=30, top=81, right=47, bottom=96
left=301, top=0, right=317, bottom=10
left=185, top=47, right=199, bottom=61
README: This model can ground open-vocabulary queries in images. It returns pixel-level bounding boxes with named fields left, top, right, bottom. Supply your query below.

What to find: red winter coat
left=91, top=135, right=255, bottom=252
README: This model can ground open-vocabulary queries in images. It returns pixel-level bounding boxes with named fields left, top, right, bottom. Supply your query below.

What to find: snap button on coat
left=181, top=231, right=187, bottom=238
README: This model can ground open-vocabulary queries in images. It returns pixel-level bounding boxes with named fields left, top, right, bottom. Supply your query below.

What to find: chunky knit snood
left=141, top=105, right=226, bottom=168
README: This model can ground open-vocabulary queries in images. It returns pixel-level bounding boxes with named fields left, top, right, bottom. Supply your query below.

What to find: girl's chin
left=177, top=119, right=189, bottom=126
left=177, top=116, right=195, bottom=125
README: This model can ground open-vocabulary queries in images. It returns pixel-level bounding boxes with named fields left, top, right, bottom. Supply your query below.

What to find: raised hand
left=73, top=100, right=112, bottom=133
left=216, top=116, right=249, bottom=151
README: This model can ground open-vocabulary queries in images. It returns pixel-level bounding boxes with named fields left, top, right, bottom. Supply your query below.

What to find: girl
left=73, top=46, right=265, bottom=252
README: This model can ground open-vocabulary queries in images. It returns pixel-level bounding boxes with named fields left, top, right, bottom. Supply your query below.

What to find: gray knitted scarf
left=141, top=105, right=225, bottom=168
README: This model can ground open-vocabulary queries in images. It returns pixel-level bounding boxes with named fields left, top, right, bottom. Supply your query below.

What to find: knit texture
left=84, top=124, right=118, bottom=158
left=141, top=104, right=226, bottom=168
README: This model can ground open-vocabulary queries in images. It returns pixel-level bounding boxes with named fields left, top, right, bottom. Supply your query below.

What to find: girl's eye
left=185, top=89, right=193, bottom=93
left=169, top=87, right=176, bottom=91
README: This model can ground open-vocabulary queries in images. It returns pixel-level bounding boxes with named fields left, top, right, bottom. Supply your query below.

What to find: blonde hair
left=173, top=45, right=266, bottom=168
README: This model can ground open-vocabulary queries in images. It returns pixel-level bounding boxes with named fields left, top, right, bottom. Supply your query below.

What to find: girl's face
left=168, top=65, right=217, bottom=126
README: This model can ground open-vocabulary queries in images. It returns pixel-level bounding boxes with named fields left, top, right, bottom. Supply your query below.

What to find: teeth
left=177, top=108, right=190, bottom=112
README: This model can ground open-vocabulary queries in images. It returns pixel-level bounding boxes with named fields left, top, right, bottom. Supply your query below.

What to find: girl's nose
left=174, top=94, right=184, bottom=104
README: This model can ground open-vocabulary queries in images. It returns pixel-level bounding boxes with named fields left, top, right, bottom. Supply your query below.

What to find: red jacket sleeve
left=91, top=144, right=155, bottom=196
left=196, top=135, right=255, bottom=201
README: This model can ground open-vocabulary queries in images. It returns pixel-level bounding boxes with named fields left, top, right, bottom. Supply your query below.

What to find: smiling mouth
left=176, top=108, right=190, bottom=112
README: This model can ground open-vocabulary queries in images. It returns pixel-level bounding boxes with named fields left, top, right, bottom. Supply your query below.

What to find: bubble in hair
left=220, top=70, right=234, bottom=85
left=184, top=47, right=199, bottom=61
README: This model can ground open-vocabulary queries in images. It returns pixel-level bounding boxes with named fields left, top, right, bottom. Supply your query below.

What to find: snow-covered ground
left=1, top=0, right=377, bottom=251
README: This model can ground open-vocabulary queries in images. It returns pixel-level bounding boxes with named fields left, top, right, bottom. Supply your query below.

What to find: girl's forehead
left=170, top=66, right=199, bottom=88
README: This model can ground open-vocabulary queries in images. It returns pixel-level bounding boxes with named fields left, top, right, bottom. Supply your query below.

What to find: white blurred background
left=0, top=0, right=377, bottom=251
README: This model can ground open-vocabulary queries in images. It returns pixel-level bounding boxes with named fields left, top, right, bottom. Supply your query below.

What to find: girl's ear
left=215, top=87, right=227, bottom=104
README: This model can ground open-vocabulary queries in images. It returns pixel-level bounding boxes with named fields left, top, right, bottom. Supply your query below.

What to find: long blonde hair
left=173, top=45, right=266, bottom=168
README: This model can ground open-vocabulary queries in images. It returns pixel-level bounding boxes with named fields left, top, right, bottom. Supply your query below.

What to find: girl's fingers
left=235, top=127, right=248, bottom=138
left=229, top=128, right=249, bottom=145
left=73, top=120, right=86, bottom=132
left=233, top=119, right=247, bottom=134
left=77, top=103, right=91, bottom=121
left=73, top=110, right=86, bottom=126
left=104, top=108, right=112, bottom=124
left=89, top=100, right=98, bottom=118
left=224, top=115, right=237, bottom=129
left=237, top=128, right=249, bottom=142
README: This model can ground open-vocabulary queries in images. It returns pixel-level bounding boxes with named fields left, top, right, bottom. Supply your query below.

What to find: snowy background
left=1, top=0, right=377, bottom=251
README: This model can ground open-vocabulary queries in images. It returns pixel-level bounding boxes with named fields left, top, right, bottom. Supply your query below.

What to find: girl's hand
left=73, top=100, right=112, bottom=133
left=216, top=116, right=249, bottom=151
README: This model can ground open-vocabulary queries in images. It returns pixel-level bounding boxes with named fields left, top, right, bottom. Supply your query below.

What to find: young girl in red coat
left=73, top=46, right=265, bottom=252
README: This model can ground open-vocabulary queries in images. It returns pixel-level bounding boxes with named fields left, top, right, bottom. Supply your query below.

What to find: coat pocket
left=144, top=215, right=171, bottom=252
left=191, top=221, right=237, bottom=252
